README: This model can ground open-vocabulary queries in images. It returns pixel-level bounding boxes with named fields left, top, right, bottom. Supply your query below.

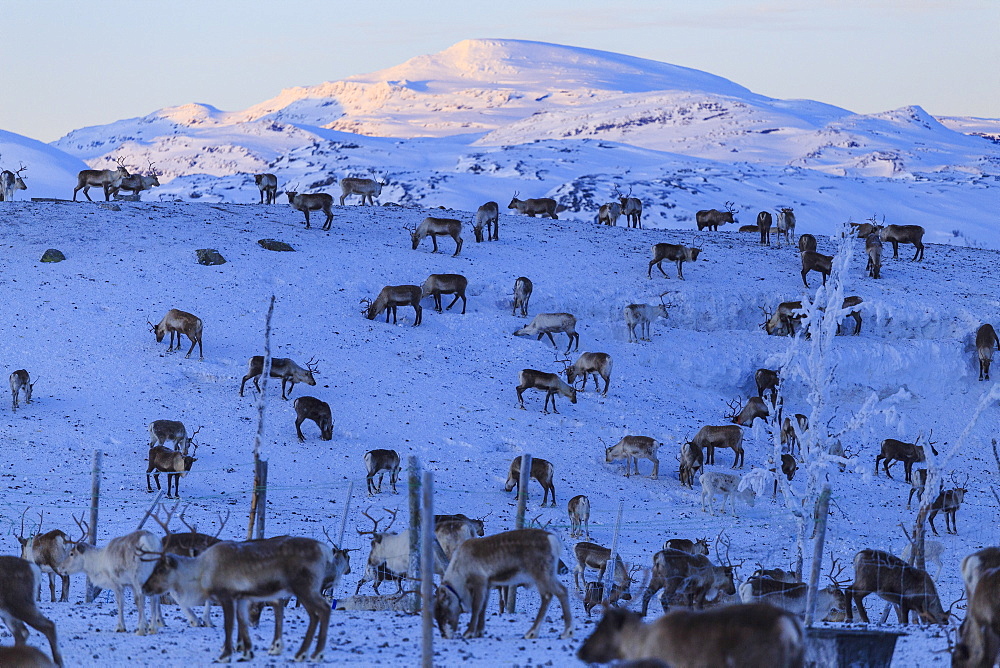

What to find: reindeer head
left=507, top=191, right=521, bottom=209
left=360, top=297, right=376, bottom=320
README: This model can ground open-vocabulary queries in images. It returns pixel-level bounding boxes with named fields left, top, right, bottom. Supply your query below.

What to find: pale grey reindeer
left=339, top=176, right=385, bottom=205
left=254, top=173, right=277, bottom=204
left=624, top=296, right=669, bottom=342
left=512, top=277, right=532, bottom=317
left=513, top=313, right=579, bottom=352
left=565, top=352, right=612, bottom=395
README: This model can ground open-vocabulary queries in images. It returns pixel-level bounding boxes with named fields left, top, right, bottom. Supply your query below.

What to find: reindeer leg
left=268, top=601, right=284, bottom=656
left=525, top=592, right=554, bottom=639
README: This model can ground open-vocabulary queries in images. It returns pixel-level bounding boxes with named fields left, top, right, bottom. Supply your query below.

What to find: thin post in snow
left=86, top=449, right=101, bottom=603
left=508, top=453, right=532, bottom=613
left=604, top=499, right=625, bottom=595
left=804, top=485, right=831, bottom=627
left=408, top=456, right=421, bottom=614
left=247, top=294, right=275, bottom=541
left=135, top=491, right=165, bottom=530
left=420, top=471, right=434, bottom=668
left=336, top=480, right=354, bottom=547
left=254, top=459, right=268, bottom=539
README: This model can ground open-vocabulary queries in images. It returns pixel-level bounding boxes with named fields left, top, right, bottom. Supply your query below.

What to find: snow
left=0, top=196, right=995, bottom=666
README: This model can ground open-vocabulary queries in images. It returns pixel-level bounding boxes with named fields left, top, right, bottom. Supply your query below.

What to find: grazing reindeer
left=149, top=309, right=203, bottom=359
left=866, top=232, right=883, bottom=278
left=678, top=441, right=704, bottom=488
left=700, top=472, right=756, bottom=516
left=240, top=356, right=318, bottom=400
left=434, top=528, right=573, bottom=640
left=640, top=545, right=736, bottom=615
left=293, top=396, right=333, bottom=441
left=573, top=542, right=633, bottom=603
left=15, top=511, right=70, bottom=603
left=798, top=234, right=817, bottom=253
left=9, top=369, right=34, bottom=411
left=647, top=243, right=701, bottom=280
left=844, top=549, right=946, bottom=624
left=598, top=201, right=622, bottom=226
left=568, top=495, right=590, bottom=538
left=664, top=538, right=710, bottom=555
left=339, top=176, right=385, bottom=205
left=757, top=211, right=773, bottom=245
left=73, top=156, right=129, bottom=202
left=421, top=274, right=467, bottom=314
left=508, top=191, right=559, bottom=219
left=976, top=323, right=1000, bottom=381
left=755, top=368, right=779, bottom=406
left=473, top=201, right=499, bottom=241
left=61, top=518, right=164, bottom=635
left=739, top=577, right=847, bottom=623
left=605, top=436, right=660, bottom=479
left=254, top=173, right=277, bottom=204
left=761, top=301, right=805, bottom=337
left=953, top=566, right=1000, bottom=668
left=512, top=277, right=532, bottom=317
left=879, top=224, right=925, bottom=261
left=928, top=477, right=968, bottom=535
left=285, top=189, right=334, bottom=230
left=407, top=217, right=464, bottom=256
left=148, top=420, right=199, bottom=454
left=515, top=369, right=577, bottom=413
left=504, top=456, right=556, bottom=506
left=771, top=454, right=798, bottom=497
left=0, top=556, right=63, bottom=667
left=690, top=425, right=744, bottom=468
left=695, top=203, right=737, bottom=231
left=146, top=442, right=198, bottom=498
left=364, top=449, right=401, bottom=495
left=0, top=163, right=28, bottom=202
left=800, top=250, right=833, bottom=287
left=776, top=208, right=796, bottom=245
left=616, top=187, right=643, bottom=228
left=779, top=413, right=808, bottom=455
left=110, top=160, right=160, bottom=200
left=513, top=313, right=579, bottom=352
left=578, top=605, right=804, bottom=668
left=565, top=352, right=612, bottom=395
left=362, top=285, right=423, bottom=326
left=624, top=299, right=669, bottom=342
left=728, top=396, right=769, bottom=427
left=875, top=432, right=937, bottom=482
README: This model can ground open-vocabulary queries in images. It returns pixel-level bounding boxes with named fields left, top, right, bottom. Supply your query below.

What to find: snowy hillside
left=0, top=198, right=996, bottom=665
left=24, top=38, right=995, bottom=251
left=0, top=130, right=88, bottom=200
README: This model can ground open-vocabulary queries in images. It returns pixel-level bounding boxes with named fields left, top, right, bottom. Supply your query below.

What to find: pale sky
left=2, top=0, right=997, bottom=143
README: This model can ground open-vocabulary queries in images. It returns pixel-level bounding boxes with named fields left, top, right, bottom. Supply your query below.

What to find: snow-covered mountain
left=0, top=129, right=88, bottom=199
left=9, top=39, right=1000, bottom=247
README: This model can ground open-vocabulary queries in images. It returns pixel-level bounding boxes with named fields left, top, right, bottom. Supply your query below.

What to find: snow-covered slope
left=0, top=129, right=89, bottom=199
left=0, top=199, right=994, bottom=665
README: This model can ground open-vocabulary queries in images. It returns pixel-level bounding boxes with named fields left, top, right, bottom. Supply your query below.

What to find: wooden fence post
left=247, top=295, right=275, bottom=540
left=408, top=456, right=421, bottom=614
left=507, top=453, right=532, bottom=613
left=420, top=470, right=434, bottom=668
left=85, top=449, right=101, bottom=603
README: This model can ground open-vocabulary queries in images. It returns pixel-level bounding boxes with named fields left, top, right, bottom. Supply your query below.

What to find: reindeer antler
left=213, top=509, right=231, bottom=539
left=723, top=397, right=742, bottom=421
left=15, top=163, right=27, bottom=177
left=72, top=513, right=90, bottom=544
left=151, top=501, right=181, bottom=535
left=305, top=356, right=320, bottom=375
left=827, top=553, right=850, bottom=589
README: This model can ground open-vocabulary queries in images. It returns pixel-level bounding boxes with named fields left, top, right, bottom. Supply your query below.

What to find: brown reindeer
left=844, top=549, right=946, bottom=624
left=0, top=556, right=63, bottom=667
left=240, top=356, right=318, bottom=400
left=508, top=191, right=559, bottom=219
left=285, top=189, right=334, bottom=230
left=927, top=475, right=969, bottom=535
left=953, top=565, right=1000, bottom=668
left=800, top=250, right=833, bottom=287
left=757, top=211, right=773, bottom=245
left=647, top=243, right=701, bottom=280
left=146, top=443, right=198, bottom=498
left=73, top=156, right=129, bottom=202
left=516, top=369, right=577, bottom=413
left=407, top=218, right=464, bottom=256
left=149, top=309, right=203, bottom=359
left=678, top=440, right=704, bottom=488
left=15, top=511, right=70, bottom=603
left=690, top=425, right=744, bottom=468
left=879, top=224, right=925, bottom=261
left=976, top=323, right=1000, bottom=381
left=293, top=396, right=333, bottom=441
left=362, top=285, right=423, bottom=326
left=695, top=203, right=737, bottom=231
left=421, top=274, right=468, bottom=314
left=639, top=547, right=736, bottom=615
left=875, top=432, right=937, bottom=483
left=504, top=456, right=556, bottom=506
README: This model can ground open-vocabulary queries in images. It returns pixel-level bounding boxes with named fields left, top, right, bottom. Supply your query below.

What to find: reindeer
left=364, top=449, right=401, bottom=495
left=906, top=468, right=933, bottom=510
left=72, top=156, right=129, bottom=202
left=568, top=495, right=590, bottom=538
left=573, top=542, right=633, bottom=604
left=875, top=432, right=937, bottom=483
left=0, top=557, right=63, bottom=667
left=434, top=528, right=573, bottom=640
left=700, top=472, right=755, bottom=516
left=640, top=543, right=737, bottom=615
left=928, top=476, right=969, bottom=535
left=598, top=201, right=622, bottom=226
left=844, top=549, right=946, bottom=624
left=407, top=217, right=464, bottom=256
left=508, top=192, right=559, bottom=219
left=473, top=201, right=499, bottom=241
left=513, top=313, right=579, bottom=352
left=879, top=224, right=925, bottom=261
left=800, top=250, right=833, bottom=287
left=354, top=508, right=406, bottom=595
left=953, top=566, right=1000, bottom=668
left=148, top=420, right=199, bottom=454
left=15, top=511, right=70, bottom=603
left=142, top=535, right=342, bottom=663
left=293, top=396, right=333, bottom=441
left=900, top=534, right=944, bottom=580
left=285, top=189, right=334, bottom=230
left=779, top=413, right=808, bottom=455
left=728, top=396, right=769, bottom=427
left=578, top=605, right=804, bottom=668
left=239, top=356, right=318, bottom=399
left=755, top=369, right=779, bottom=406
left=61, top=518, right=164, bottom=635
left=616, top=187, right=643, bottom=228
left=339, top=176, right=385, bottom=205
left=739, top=571, right=847, bottom=622
left=605, top=436, right=660, bottom=479
left=690, top=425, right=744, bottom=468
left=0, top=163, right=28, bottom=201
left=695, top=203, right=737, bottom=231
left=761, top=301, right=804, bottom=337
left=504, top=456, right=556, bottom=506
left=757, top=210, right=773, bottom=245
left=976, top=323, right=1000, bottom=381
left=565, top=352, right=612, bottom=395
left=110, top=159, right=160, bottom=199
left=797, top=234, right=817, bottom=253
left=435, top=515, right=485, bottom=561
left=421, top=274, right=467, bottom=314
left=149, top=309, right=203, bottom=358
left=254, top=173, right=277, bottom=204
left=962, top=548, right=1000, bottom=602
left=647, top=243, right=701, bottom=280
left=362, top=285, right=423, bottom=326
left=624, top=298, right=669, bottom=342
left=866, top=232, right=883, bottom=278
left=9, top=369, right=34, bottom=411
left=678, top=440, right=704, bottom=488
left=146, top=442, right=198, bottom=498
left=512, top=277, right=532, bottom=317
left=776, top=207, right=796, bottom=245
left=515, top=369, right=577, bottom=414
left=664, top=538, right=710, bottom=555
